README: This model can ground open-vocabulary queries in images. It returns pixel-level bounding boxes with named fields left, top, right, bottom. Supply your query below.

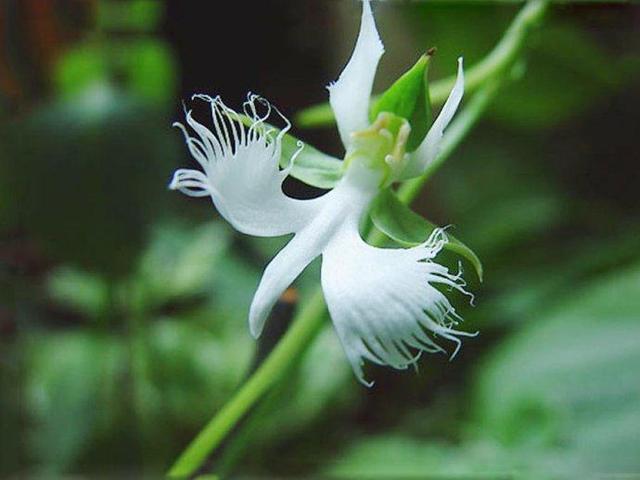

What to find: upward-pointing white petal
left=400, top=58, right=465, bottom=180
left=328, top=0, right=384, bottom=149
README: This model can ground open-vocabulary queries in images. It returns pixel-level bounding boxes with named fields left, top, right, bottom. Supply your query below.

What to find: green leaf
left=370, top=189, right=483, bottom=281
left=138, top=221, right=232, bottom=307
left=370, top=53, right=433, bottom=152
left=473, top=262, right=640, bottom=474
left=25, top=332, right=127, bottom=471
left=238, top=115, right=343, bottom=189
left=280, top=133, right=343, bottom=189
left=97, top=0, right=163, bottom=32
left=47, top=267, right=109, bottom=319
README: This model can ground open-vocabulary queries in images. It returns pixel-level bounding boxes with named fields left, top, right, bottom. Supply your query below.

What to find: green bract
left=279, top=131, right=344, bottom=189
left=237, top=115, right=343, bottom=189
left=371, top=52, right=434, bottom=152
left=370, top=188, right=483, bottom=281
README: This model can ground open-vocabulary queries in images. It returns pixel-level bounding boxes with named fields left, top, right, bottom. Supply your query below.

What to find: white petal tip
left=362, top=379, right=375, bottom=388
left=249, top=309, right=265, bottom=339
left=356, top=374, right=375, bottom=388
left=168, top=171, right=182, bottom=191
left=449, top=341, right=462, bottom=361
left=249, top=327, right=261, bottom=340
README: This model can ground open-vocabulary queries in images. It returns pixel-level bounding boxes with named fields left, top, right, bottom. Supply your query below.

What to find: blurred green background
left=1, top=0, right=639, bottom=477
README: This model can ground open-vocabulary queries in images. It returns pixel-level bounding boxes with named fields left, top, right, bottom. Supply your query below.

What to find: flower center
left=345, top=112, right=411, bottom=186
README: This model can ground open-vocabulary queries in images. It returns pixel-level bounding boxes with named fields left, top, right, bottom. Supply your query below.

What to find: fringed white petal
left=170, top=94, right=325, bottom=237
left=321, top=220, right=475, bottom=386
left=328, top=0, right=384, bottom=148
left=400, top=58, right=465, bottom=180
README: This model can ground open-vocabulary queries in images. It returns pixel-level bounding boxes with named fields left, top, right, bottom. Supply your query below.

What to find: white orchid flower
left=169, top=0, right=473, bottom=385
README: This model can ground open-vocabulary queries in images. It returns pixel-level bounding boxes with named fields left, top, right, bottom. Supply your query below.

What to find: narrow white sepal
left=400, top=58, right=465, bottom=180
left=328, top=0, right=384, bottom=149
left=248, top=231, right=322, bottom=338
left=321, top=220, right=474, bottom=386
left=248, top=168, right=377, bottom=339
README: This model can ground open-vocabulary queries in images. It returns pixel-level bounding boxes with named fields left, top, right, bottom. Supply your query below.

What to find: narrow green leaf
left=370, top=52, right=433, bottom=152
left=279, top=133, right=343, bottom=189
left=370, top=189, right=483, bottom=281
left=237, top=115, right=343, bottom=189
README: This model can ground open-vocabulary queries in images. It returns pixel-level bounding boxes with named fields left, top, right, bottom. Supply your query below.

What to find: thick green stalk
left=168, top=289, right=326, bottom=478
left=295, top=0, right=549, bottom=129
left=168, top=2, right=549, bottom=477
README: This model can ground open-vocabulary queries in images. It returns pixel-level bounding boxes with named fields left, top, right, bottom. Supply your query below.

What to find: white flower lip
left=169, top=0, right=473, bottom=385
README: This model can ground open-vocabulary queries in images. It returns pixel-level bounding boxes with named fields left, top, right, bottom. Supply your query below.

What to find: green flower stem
left=295, top=0, right=549, bottom=129
left=168, top=289, right=326, bottom=478
left=168, top=2, right=549, bottom=477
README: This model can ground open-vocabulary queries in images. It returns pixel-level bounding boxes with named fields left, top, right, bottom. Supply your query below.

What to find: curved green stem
left=295, top=0, right=549, bottom=129
left=168, top=2, right=549, bottom=477
left=168, top=289, right=326, bottom=478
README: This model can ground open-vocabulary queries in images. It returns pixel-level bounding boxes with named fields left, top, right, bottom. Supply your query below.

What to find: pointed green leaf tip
left=370, top=188, right=483, bottom=282
left=370, top=50, right=435, bottom=152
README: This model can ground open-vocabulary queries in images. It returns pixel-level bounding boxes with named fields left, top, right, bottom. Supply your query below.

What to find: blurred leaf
left=489, top=25, right=632, bottom=129
left=54, top=44, right=108, bottom=98
left=25, top=332, right=127, bottom=473
left=370, top=53, right=433, bottom=151
left=257, top=327, right=354, bottom=437
left=328, top=435, right=466, bottom=479
left=214, top=324, right=356, bottom=476
left=23, top=314, right=253, bottom=472
left=55, top=40, right=177, bottom=103
left=145, top=318, right=253, bottom=426
left=137, top=222, right=232, bottom=307
left=0, top=84, right=178, bottom=277
left=97, top=0, right=163, bottom=32
left=0, top=343, right=22, bottom=475
left=115, top=40, right=177, bottom=103
left=370, top=189, right=483, bottom=281
left=329, top=263, right=640, bottom=478
left=434, top=142, right=567, bottom=258
left=48, top=267, right=109, bottom=319
left=327, top=433, right=561, bottom=480
left=476, top=231, right=640, bottom=327
left=474, top=261, right=640, bottom=474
